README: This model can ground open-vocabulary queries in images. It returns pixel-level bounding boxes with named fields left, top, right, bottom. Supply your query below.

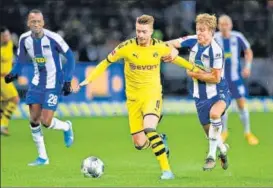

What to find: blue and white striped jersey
left=214, top=31, right=250, bottom=82
left=178, top=35, right=228, bottom=99
left=17, top=29, right=70, bottom=89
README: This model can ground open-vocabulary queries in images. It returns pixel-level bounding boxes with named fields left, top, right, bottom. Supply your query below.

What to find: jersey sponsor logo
left=224, top=52, right=232, bottom=59
left=129, top=63, right=159, bottom=71
left=33, top=54, right=46, bottom=67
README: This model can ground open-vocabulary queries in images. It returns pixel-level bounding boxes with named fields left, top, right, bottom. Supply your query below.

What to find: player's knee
left=132, top=134, right=147, bottom=148
left=41, top=115, right=53, bottom=128
left=144, top=128, right=156, bottom=135
left=210, top=111, right=221, bottom=119
left=10, top=96, right=20, bottom=104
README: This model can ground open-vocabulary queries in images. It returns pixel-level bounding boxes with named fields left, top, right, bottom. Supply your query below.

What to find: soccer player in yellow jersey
left=0, top=27, right=20, bottom=135
left=76, top=15, right=201, bottom=179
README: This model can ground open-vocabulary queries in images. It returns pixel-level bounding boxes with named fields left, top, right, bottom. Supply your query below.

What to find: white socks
left=48, top=118, right=69, bottom=131
left=208, top=119, right=223, bottom=160
left=239, top=108, right=251, bottom=134
left=221, top=108, right=251, bottom=134
left=30, top=125, right=48, bottom=160
left=221, top=112, right=228, bottom=132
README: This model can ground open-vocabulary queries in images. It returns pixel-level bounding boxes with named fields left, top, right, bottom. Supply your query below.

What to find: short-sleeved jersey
left=214, top=31, right=250, bottom=82
left=17, top=29, right=69, bottom=89
left=1, top=40, right=13, bottom=75
left=107, top=38, right=171, bottom=99
left=178, top=35, right=228, bottom=99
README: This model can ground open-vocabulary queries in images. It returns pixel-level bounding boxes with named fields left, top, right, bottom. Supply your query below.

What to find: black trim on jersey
left=152, top=38, right=156, bottom=45
left=106, top=57, right=113, bottom=64
left=135, top=37, right=138, bottom=45
left=143, top=113, right=160, bottom=119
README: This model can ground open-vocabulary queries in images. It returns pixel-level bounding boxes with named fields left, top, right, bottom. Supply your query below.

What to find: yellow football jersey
left=107, top=38, right=171, bottom=99
left=0, top=40, right=14, bottom=75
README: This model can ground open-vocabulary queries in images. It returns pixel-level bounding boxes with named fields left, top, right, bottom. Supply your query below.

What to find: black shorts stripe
left=143, top=113, right=160, bottom=119
left=155, top=148, right=166, bottom=156
left=131, top=129, right=144, bottom=135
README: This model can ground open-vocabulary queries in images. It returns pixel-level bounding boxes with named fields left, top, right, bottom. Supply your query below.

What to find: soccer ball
left=81, top=156, right=104, bottom=178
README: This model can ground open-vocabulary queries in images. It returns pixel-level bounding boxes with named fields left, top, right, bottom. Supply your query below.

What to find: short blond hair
left=218, top=14, right=233, bottom=24
left=196, top=13, right=217, bottom=31
left=136, top=14, right=154, bottom=26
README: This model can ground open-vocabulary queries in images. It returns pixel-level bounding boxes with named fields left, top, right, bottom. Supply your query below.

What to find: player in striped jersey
left=164, top=14, right=230, bottom=171
left=5, top=9, right=75, bottom=166
left=214, top=15, right=259, bottom=145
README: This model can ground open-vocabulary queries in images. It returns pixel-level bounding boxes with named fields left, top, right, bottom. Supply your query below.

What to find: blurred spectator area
left=1, top=0, right=272, bottom=61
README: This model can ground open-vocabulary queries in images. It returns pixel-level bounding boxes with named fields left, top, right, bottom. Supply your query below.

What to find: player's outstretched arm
left=172, top=56, right=201, bottom=73
left=79, top=59, right=111, bottom=87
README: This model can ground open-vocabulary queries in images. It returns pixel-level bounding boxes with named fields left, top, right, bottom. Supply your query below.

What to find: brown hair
left=196, top=13, right=217, bottom=31
left=136, top=14, right=154, bottom=26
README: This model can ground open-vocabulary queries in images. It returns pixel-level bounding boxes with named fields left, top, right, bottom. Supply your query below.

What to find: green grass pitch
left=1, top=113, right=273, bottom=187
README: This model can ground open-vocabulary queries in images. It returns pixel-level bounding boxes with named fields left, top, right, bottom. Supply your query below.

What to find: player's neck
left=200, top=39, right=212, bottom=47
left=222, top=32, right=230, bottom=38
left=138, top=38, right=152, bottom=47
left=32, top=30, right=44, bottom=39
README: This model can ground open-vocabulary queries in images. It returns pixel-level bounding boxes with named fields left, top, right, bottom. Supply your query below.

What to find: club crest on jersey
left=153, top=52, right=159, bottom=58
left=42, top=45, right=50, bottom=49
left=132, top=53, right=139, bottom=59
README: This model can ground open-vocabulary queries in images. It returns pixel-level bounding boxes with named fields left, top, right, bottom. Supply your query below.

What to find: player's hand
left=242, top=67, right=251, bottom=78
left=162, top=48, right=179, bottom=62
left=4, top=73, right=18, bottom=83
left=72, top=84, right=81, bottom=93
left=62, top=82, right=72, bottom=96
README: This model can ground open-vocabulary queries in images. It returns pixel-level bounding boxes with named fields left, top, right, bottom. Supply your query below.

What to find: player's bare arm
left=242, top=48, right=253, bottom=78
left=187, top=68, right=222, bottom=84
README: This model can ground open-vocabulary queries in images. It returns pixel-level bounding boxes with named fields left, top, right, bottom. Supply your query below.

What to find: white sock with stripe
left=30, top=124, right=48, bottom=159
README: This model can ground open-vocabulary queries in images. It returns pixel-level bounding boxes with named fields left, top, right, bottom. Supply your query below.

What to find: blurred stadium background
left=2, top=0, right=273, bottom=118
left=1, top=0, right=273, bottom=187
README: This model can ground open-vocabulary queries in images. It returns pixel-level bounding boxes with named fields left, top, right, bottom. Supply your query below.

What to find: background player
left=5, top=9, right=75, bottom=166
left=75, top=15, right=201, bottom=179
left=0, top=27, right=20, bottom=136
left=164, top=13, right=230, bottom=171
left=214, top=15, right=259, bottom=145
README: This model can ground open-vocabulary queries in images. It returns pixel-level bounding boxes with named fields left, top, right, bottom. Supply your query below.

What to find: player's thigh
left=0, top=78, right=18, bottom=100
left=142, top=96, right=162, bottom=129
left=29, top=104, right=42, bottom=123
left=41, top=108, right=55, bottom=126
left=236, top=97, right=246, bottom=110
left=127, top=99, right=143, bottom=135
left=229, top=80, right=246, bottom=99
left=26, top=85, right=45, bottom=106
left=210, top=91, right=231, bottom=119
left=210, top=100, right=227, bottom=119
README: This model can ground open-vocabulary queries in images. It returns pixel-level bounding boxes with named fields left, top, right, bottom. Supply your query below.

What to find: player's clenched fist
left=4, top=73, right=18, bottom=83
